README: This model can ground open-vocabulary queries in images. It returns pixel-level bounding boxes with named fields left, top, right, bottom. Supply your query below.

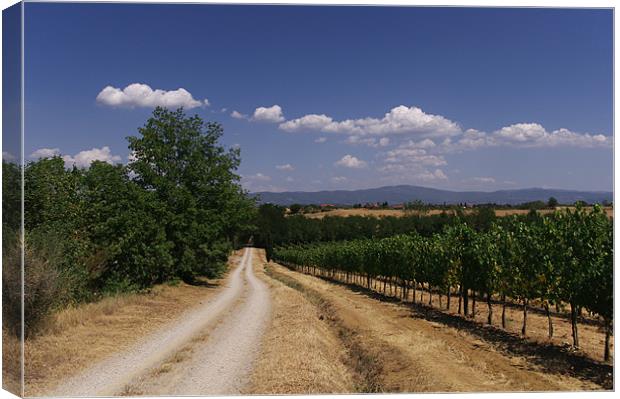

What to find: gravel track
left=136, top=247, right=272, bottom=395
left=48, top=248, right=271, bottom=397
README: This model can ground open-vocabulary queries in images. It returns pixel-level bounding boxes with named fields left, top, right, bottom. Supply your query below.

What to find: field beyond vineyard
left=303, top=206, right=614, bottom=219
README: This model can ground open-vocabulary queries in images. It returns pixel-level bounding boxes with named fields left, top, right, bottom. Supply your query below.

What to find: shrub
left=2, top=236, right=61, bottom=337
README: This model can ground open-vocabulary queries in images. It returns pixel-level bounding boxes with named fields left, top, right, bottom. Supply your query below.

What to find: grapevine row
left=273, top=205, right=613, bottom=361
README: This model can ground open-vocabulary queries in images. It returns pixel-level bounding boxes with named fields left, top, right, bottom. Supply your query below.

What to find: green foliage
left=404, top=199, right=429, bottom=214
left=274, top=207, right=613, bottom=348
left=81, top=161, right=175, bottom=289
left=12, top=107, right=255, bottom=332
left=127, top=107, right=254, bottom=282
left=254, top=211, right=458, bottom=248
left=289, top=204, right=303, bottom=214
left=2, top=160, right=21, bottom=236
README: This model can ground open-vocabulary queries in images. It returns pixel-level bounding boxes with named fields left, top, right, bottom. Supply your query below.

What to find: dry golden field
left=303, top=206, right=613, bottom=219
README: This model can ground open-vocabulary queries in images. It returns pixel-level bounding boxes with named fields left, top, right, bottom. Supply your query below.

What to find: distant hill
left=253, top=185, right=612, bottom=206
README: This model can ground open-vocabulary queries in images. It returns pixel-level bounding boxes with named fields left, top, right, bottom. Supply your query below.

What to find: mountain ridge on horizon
left=252, top=184, right=613, bottom=206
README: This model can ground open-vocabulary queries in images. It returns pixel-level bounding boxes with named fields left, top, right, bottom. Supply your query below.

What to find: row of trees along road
left=273, top=206, right=613, bottom=361
left=2, top=107, right=256, bottom=336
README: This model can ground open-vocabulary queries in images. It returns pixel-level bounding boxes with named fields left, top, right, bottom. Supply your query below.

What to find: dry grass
left=269, top=262, right=608, bottom=392
left=304, top=206, right=613, bottom=219
left=245, top=250, right=355, bottom=394
left=22, top=252, right=241, bottom=396
left=361, top=277, right=613, bottom=364
left=304, top=208, right=409, bottom=219
left=2, top=329, right=22, bottom=395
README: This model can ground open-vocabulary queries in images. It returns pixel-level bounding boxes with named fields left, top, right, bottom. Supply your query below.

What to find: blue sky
left=20, top=3, right=613, bottom=192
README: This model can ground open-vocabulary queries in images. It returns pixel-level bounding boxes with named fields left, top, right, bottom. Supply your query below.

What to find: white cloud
left=335, top=155, right=367, bottom=169
left=491, top=124, right=612, bottom=148
left=243, top=172, right=271, bottom=182
left=331, top=176, right=347, bottom=183
left=231, top=110, right=248, bottom=119
left=30, top=148, right=60, bottom=159
left=346, top=136, right=391, bottom=147
left=495, top=123, right=546, bottom=143
left=96, top=83, right=207, bottom=109
left=252, top=105, right=285, bottom=123
left=276, top=163, right=294, bottom=171
left=377, top=140, right=449, bottom=184
left=62, top=146, right=122, bottom=168
left=499, top=125, right=612, bottom=148
left=279, top=105, right=461, bottom=137
left=276, top=102, right=610, bottom=152
left=314, top=137, right=327, bottom=143
left=435, top=129, right=497, bottom=154
left=3, top=152, right=16, bottom=161
left=383, top=146, right=447, bottom=167
left=416, top=169, right=448, bottom=181
left=469, top=176, right=496, bottom=184
left=431, top=125, right=611, bottom=154
left=401, top=138, right=436, bottom=150
left=280, top=114, right=333, bottom=132
left=285, top=176, right=295, bottom=182
left=241, top=174, right=286, bottom=193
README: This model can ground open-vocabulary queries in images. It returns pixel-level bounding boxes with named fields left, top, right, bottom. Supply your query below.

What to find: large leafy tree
left=81, top=161, right=174, bottom=290
left=127, top=107, right=253, bottom=281
left=24, top=156, right=83, bottom=232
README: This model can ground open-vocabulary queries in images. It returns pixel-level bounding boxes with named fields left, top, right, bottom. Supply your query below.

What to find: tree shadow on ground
left=182, top=277, right=219, bottom=288
left=309, top=272, right=613, bottom=390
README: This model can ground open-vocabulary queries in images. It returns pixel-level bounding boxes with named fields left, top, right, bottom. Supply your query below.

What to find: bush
left=2, top=237, right=22, bottom=336
left=2, top=236, right=61, bottom=337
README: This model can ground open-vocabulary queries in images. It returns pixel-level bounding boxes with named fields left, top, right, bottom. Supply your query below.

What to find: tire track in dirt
left=48, top=248, right=271, bottom=397
left=263, top=263, right=389, bottom=392
left=126, top=248, right=271, bottom=395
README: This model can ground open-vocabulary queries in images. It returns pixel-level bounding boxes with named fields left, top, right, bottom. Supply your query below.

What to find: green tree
left=81, top=161, right=174, bottom=290
left=289, top=204, right=303, bottom=214
left=127, top=107, right=251, bottom=281
left=547, top=197, right=558, bottom=208
left=24, top=156, right=83, bottom=231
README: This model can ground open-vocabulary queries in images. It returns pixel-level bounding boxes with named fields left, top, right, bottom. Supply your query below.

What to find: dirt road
left=48, top=247, right=271, bottom=397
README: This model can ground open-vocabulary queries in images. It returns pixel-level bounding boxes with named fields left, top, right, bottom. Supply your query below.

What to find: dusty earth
left=245, top=250, right=356, bottom=394
left=19, top=247, right=612, bottom=396
left=42, top=248, right=271, bottom=397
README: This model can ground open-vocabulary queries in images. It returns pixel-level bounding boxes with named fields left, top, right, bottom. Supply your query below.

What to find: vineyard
left=273, top=205, right=613, bottom=361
